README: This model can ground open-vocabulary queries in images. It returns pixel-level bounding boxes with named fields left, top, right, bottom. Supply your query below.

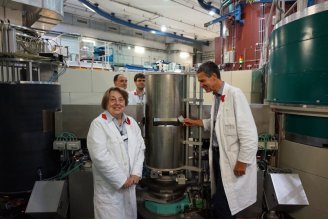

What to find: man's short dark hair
left=197, top=61, right=221, bottom=79
left=134, top=73, right=145, bottom=82
left=113, top=74, right=123, bottom=83
left=101, top=87, right=129, bottom=109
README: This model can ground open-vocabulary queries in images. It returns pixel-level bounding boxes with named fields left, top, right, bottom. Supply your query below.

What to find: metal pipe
left=8, top=26, right=17, bottom=53
left=260, top=0, right=275, bottom=66
left=11, top=63, right=14, bottom=82
left=282, top=0, right=286, bottom=19
left=6, top=61, right=9, bottom=82
left=0, top=20, right=3, bottom=53
left=193, top=73, right=197, bottom=105
left=221, top=0, right=231, bottom=9
left=197, top=0, right=220, bottom=15
left=198, top=82, right=203, bottom=183
left=185, top=73, right=190, bottom=167
left=2, top=21, right=9, bottom=53
left=285, top=0, right=298, bottom=16
left=37, top=67, right=41, bottom=81
left=28, top=62, right=33, bottom=81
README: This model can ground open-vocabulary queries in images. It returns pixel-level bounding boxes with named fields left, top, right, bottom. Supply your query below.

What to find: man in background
left=129, top=73, right=146, bottom=105
left=114, top=74, right=128, bottom=90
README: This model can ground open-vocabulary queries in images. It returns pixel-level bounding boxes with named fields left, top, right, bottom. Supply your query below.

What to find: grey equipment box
left=26, top=180, right=68, bottom=219
left=69, top=168, right=94, bottom=219
left=264, top=173, right=309, bottom=211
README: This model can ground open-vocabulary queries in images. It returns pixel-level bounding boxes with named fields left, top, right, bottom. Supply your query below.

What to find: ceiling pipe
left=197, top=0, right=220, bottom=15
left=78, top=0, right=209, bottom=46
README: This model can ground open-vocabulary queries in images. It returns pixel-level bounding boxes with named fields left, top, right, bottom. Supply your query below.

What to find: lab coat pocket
left=108, top=138, right=126, bottom=163
left=223, top=119, right=237, bottom=136
left=108, top=138, right=121, bottom=148
left=224, top=119, right=238, bottom=149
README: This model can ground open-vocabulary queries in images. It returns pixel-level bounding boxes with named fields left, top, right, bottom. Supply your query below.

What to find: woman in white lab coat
left=87, top=87, right=145, bottom=219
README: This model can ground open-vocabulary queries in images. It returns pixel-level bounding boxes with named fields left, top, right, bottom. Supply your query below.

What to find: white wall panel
left=231, top=70, right=252, bottom=93
left=61, top=92, right=71, bottom=104
left=221, top=71, right=232, bottom=84
left=59, top=69, right=92, bottom=92
left=69, top=92, right=103, bottom=105
left=91, top=70, right=113, bottom=92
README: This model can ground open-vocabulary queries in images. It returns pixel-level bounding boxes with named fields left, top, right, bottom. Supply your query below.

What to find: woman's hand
left=122, top=175, right=141, bottom=189
left=122, top=177, right=134, bottom=188
left=130, top=175, right=141, bottom=184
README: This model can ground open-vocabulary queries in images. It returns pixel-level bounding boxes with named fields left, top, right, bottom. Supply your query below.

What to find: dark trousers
left=212, top=148, right=236, bottom=219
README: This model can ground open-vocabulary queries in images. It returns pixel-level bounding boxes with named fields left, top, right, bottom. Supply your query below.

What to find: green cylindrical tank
left=267, top=3, right=328, bottom=143
left=267, top=4, right=328, bottom=105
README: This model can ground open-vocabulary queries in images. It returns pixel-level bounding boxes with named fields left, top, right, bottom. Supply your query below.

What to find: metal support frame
left=204, top=4, right=243, bottom=27
left=184, top=72, right=204, bottom=183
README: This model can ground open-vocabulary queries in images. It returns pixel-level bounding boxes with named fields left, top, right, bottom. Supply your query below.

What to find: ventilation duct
left=5, top=0, right=64, bottom=30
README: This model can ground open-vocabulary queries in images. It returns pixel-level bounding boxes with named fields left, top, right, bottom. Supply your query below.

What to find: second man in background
left=129, top=73, right=146, bottom=105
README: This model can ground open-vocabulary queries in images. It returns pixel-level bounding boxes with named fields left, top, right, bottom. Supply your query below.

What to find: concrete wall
left=59, top=69, right=140, bottom=105
left=60, top=69, right=257, bottom=105
left=192, top=70, right=255, bottom=105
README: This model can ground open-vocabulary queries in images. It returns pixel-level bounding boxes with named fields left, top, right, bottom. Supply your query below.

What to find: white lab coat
left=128, top=90, right=146, bottom=105
left=203, top=82, right=258, bottom=215
left=87, top=111, right=145, bottom=219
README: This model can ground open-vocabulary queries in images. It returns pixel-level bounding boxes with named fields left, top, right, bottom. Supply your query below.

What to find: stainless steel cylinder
left=145, top=72, right=186, bottom=170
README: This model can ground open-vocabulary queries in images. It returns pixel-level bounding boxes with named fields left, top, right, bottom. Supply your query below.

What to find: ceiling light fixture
left=179, top=52, right=190, bottom=59
left=82, top=38, right=96, bottom=44
left=161, top=25, right=167, bottom=32
left=209, top=10, right=215, bottom=16
left=135, top=46, right=145, bottom=54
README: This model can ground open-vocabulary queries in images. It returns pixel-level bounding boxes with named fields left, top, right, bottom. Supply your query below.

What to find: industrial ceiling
left=63, top=0, right=221, bottom=41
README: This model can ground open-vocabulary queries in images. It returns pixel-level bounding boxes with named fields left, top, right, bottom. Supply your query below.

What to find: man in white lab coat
left=129, top=73, right=146, bottom=105
left=87, top=87, right=145, bottom=219
left=184, top=61, right=258, bottom=218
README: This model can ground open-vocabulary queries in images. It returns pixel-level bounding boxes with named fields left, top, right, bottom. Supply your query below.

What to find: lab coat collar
left=133, top=89, right=146, bottom=96
left=102, top=111, right=130, bottom=125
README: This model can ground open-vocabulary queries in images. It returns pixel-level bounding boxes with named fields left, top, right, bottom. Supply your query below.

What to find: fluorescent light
left=179, top=52, right=190, bottom=59
left=134, top=46, right=145, bottom=54
left=161, top=25, right=167, bottom=32
left=209, top=10, right=215, bottom=16
left=82, top=3, right=96, bottom=13
left=150, top=30, right=156, bottom=34
left=82, top=38, right=95, bottom=44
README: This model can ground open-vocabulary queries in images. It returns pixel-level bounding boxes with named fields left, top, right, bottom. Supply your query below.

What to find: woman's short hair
left=101, top=87, right=129, bottom=109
